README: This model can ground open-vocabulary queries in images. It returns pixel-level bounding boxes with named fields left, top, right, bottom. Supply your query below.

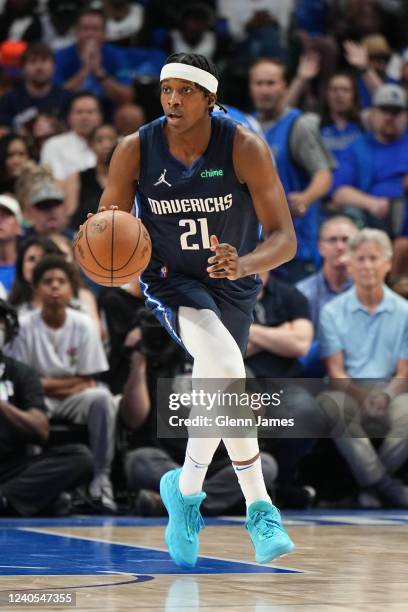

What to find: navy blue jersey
left=137, top=115, right=261, bottom=281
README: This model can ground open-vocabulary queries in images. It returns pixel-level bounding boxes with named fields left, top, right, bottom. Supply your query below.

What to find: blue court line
left=0, top=529, right=300, bottom=576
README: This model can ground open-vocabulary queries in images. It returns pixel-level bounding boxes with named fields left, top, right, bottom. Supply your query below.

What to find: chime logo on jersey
left=201, top=168, right=224, bottom=178
left=147, top=193, right=233, bottom=215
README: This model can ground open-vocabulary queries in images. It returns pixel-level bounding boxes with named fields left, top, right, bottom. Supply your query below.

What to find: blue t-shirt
left=318, top=286, right=408, bottom=378
left=320, top=121, right=363, bottom=165
left=54, top=43, right=131, bottom=95
left=332, top=129, right=408, bottom=198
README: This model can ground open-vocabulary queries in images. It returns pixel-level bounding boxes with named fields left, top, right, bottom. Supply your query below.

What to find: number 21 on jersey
left=179, top=217, right=210, bottom=250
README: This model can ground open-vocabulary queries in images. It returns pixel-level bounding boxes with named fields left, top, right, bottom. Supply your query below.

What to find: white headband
left=160, top=63, right=218, bottom=94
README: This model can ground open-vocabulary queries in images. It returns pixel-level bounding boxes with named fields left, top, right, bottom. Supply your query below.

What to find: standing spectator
left=318, top=229, right=408, bottom=507
left=0, top=298, right=94, bottom=517
left=0, top=133, right=32, bottom=195
left=0, top=194, right=22, bottom=295
left=54, top=8, right=133, bottom=119
left=331, top=84, right=408, bottom=232
left=297, top=216, right=358, bottom=330
left=40, top=92, right=102, bottom=179
left=320, top=72, right=364, bottom=165
left=249, top=57, right=333, bottom=281
left=8, top=255, right=118, bottom=512
left=0, top=43, right=72, bottom=132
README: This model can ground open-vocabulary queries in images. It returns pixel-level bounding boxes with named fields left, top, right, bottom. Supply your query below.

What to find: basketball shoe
left=160, top=468, right=206, bottom=568
left=246, top=500, right=295, bottom=563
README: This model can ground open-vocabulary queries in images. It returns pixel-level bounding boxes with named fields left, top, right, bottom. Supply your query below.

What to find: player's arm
left=208, top=127, right=296, bottom=280
left=98, top=133, right=140, bottom=214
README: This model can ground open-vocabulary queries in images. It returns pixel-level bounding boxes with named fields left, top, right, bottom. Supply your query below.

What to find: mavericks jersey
left=137, top=115, right=261, bottom=281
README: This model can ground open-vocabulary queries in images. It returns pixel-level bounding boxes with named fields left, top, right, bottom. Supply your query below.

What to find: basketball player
left=98, top=53, right=297, bottom=567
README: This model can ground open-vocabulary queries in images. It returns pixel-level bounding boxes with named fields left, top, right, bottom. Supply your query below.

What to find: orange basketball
left=73, top=209, right=152, bottom=287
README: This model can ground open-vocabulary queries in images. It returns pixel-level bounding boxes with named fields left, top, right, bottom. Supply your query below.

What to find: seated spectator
left=119, top=323, right=278, bottom=516
left=297, top=216, right=358, bottom=330
left=0, top=298, right=93, bottom=517
left=0, top=133, right=32, bottom=195
left=113, top=103, right=146, bottom=138
left=48, top=233, right=103, bottom=336
left=40, top=92, right=102, bottom=180
left=0, top=43, right=72, bottom=132
left=245, top=271, right=324, bottom=504
left=0, top=0, right=42, bottom=43
left=41, top=0, right=79, bottom=51
left=7, top=255, right=118, bottom=512
left=104, top=0, right=145, bottom=48
left=331, top=84, right=408, bottom=232
left=29, top=113, right=65, bottom=159
left=8, top=235, right=62, bottom=316
left=16, top=164, right=70, bottom=238
left=64, top=124, right=118, bottom=231
left=54, top=8, right=133, bottom=120
left=318, top=229, right=408, bottom=507
left=320, top=72, right=365, bottom=164
left=0, top=194, right=22, bottom=295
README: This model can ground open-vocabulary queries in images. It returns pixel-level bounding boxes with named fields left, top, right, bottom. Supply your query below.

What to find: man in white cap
left=331, top=84, right=408, bottom=232
left=0, top=195, right=22, bottom=296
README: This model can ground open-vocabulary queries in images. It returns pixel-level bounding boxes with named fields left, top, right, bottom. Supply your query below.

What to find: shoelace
left=185, top=505, right=205, bottom=542
left=248, top=511, right=281, bottom=539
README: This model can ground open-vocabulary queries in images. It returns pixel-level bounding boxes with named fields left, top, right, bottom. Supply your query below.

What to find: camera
left=137, top=310, right=184, bottom=368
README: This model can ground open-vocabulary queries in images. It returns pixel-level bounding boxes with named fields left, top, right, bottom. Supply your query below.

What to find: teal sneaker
left=246, top=500, right=295, bottom=563
left=160, top=468, right=206, bottom=568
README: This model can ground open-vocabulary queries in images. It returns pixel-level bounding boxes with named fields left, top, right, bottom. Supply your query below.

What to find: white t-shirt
left=7, top=309, right=108, bottom=378
left=40, top=131, right=96, bottom=180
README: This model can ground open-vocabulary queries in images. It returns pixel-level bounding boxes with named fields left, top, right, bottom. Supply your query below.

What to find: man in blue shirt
left=54, top=8, right=133, bottom=119
left=0, top=195, right=22, bottom=296
left=318, top=229, right=408, bottom=507
left=249, top=58, right=333, bottom=282
left=297, top=215, right=357, bottom=329
left=331, top=84, right=408, bottom=232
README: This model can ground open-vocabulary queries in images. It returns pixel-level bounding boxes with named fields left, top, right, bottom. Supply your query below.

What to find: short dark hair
left=22, top=42, right=54, bottom=65
left=32, top=254, right=78, bottom=293
left=68, top=91, right=101, bottom=114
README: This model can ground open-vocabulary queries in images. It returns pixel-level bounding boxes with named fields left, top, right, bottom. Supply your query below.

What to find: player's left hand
left=207, top=235, right=243, bottom=280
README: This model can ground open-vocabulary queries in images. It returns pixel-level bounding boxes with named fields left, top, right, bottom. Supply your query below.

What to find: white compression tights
left=177, top=306, right=270, bottom=505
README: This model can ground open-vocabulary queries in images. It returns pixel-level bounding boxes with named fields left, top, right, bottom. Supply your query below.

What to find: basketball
left=73, top=209, right=152, bottom=287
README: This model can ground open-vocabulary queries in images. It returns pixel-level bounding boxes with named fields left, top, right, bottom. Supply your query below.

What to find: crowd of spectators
left=0, top=0, right=408, bottom=516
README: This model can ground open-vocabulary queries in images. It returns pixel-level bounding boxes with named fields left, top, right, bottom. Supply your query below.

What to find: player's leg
left=160, top=306, right=294, bottom=567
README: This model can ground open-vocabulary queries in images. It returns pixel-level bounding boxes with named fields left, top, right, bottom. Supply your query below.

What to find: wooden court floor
left=0, top=511, right=407, bottom=611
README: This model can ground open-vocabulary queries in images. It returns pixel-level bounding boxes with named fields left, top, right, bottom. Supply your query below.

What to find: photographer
left=0, top=299, right=93, bottom=516
left=119, top=309, right=278, bottom=516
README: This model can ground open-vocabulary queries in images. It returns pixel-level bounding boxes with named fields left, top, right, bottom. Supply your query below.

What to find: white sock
left=179, top=438, right=220, bottom=496
left=233, top=455, right=272, bottom=508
